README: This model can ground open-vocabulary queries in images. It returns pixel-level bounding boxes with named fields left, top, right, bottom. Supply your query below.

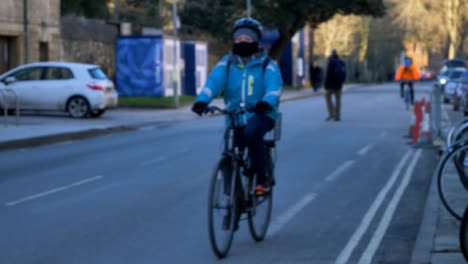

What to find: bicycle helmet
left=232, top=17, right=263, bottom=40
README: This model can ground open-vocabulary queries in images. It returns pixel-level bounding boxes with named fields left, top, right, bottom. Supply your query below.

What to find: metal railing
left=0, top=88, right=20, bottom=127
left=431, top=83, right=442, bottom=141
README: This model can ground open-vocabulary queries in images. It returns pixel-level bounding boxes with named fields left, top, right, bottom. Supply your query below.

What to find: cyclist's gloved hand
left=254, top=101, right=273, bottom=113
left=192, top=101, right=208, bottom=116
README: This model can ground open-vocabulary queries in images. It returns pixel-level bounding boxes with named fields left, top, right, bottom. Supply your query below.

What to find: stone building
left=0, top=0, right=60, bottom=74
left=60, top=15, right=118, bottom=79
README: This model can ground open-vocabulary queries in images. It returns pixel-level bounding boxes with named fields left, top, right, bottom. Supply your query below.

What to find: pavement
left=0, top=84, right=362, bottom=150
left=411, top=97, right=468, bottom=263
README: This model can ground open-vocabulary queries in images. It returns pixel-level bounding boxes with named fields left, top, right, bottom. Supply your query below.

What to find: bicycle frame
left=212, top=105, right=275, bottom=215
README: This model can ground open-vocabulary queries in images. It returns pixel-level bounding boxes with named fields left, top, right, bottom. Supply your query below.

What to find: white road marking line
left=6, top=175, right=103, bottom=207
left=140, top=156, right=167, bottom=166
left=334, top=149, right=413, bottom=264
left=268, top=193, right=317, bottom=237
left=358, top=143, right=375, bottom=156
left=325, top=160, right=356, bottom=182
left=357, top=149, right=422, bottom=264
left=140, top=148, right=190, bottom=167
left=140, top=126, right=157, bottom=131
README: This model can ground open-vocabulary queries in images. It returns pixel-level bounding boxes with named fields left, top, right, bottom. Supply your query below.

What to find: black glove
left=192, top=101, right=208, bottom=116
left=254, top=101, right=273, bottom=113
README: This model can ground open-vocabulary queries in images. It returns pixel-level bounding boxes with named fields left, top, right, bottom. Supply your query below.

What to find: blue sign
left=116, top=37, right=164, bottom=96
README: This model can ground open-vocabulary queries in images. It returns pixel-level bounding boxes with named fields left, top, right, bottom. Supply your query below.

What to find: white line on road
left=6, top=175, right=103, bottom=207
left=140, top=156, right=167, bottom=166
left=325, top=160, right=356, bottom=182
left=140, top=148, right=190, bottom=167
left=139, top=126, right=157, bottom=131
left=268, top=193, right=317, bottom=237
left=358, top=143, right=375, bottom=156
left=358, top=149, right=422, bottom=264
left=334, top=149, right=413, bottom=264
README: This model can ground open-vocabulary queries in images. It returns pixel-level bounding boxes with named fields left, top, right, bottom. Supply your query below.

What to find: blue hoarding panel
left=182, top=43, right=196, bottom=95
left=116, top=37, right=164, bottom=96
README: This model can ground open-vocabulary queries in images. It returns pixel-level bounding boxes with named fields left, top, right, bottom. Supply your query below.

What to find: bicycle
left=205, top=104, right=281, bottom=258
left=401, top=81, right=412, bottom=110
left=436, top=140, right=468, bottom=220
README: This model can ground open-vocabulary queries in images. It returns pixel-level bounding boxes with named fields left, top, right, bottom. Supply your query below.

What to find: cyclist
left=191, top=17, right=283, bottom=195
left=395, top=58, right=420, bottom=104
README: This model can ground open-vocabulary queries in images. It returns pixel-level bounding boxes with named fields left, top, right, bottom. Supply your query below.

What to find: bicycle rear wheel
left=208, top=157, right=238, bottom=258
left=461, top=205, right=468, bottom=262
left=248, top=152, right=273, bottom=241
left=404, top=89, right=411, bottom=110
left=437, top=142, right=468, bottom=220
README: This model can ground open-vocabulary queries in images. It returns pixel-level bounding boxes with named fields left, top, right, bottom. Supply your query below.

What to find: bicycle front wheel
left=208, top=157, right=237, bottom=258
left=437, top=142, right=468, bottom=220
left=248, top=153, right=274, bottom=241
left=460, top=205, right=468, bottom=262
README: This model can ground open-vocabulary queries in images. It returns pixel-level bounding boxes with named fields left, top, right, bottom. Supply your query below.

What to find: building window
left=39, top=42, right=48, bottom=61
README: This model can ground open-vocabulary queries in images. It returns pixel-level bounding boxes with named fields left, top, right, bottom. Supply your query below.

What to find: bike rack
left=0, top=88, right=20, bottom=127
left=447, top=117, right=468, bottom=147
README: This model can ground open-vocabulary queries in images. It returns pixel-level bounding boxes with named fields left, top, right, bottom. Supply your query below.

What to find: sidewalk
left=411, top=104, right=467, bottom=263
left=0, top=84, right=362, bottom=150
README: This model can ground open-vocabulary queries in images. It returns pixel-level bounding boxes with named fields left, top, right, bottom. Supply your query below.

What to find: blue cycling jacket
left=195, top=53, right=283, bottom=122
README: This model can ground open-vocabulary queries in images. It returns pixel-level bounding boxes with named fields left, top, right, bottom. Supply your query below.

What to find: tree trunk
left=447, top=0, right=460, bottom=59
left=269, top=27, right=293, bottom=61
left=309, top=28, right=314, bottom=64
left=268, top=17, right=306, bottom=61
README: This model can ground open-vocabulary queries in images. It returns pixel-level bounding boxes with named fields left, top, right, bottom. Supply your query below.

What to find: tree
left=61, top=0, right=110, bottom=18
left=180, top=0, right=385, bottom=60
left=390, top=0, right=468, bottom=59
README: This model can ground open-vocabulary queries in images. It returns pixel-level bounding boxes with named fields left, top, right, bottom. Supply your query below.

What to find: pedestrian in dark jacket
left=309, top=61, right=323, bottom=92
left=324, top=49, right=346, bottom=121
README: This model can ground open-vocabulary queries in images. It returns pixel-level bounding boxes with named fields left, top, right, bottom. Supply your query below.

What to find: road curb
left=0, top=84, right=371, bottom=151
left=280, top=84, right=371, bottom=103
left=0, top=126, right=135, bottom=152
left=410, top=158, right=439, bottom=264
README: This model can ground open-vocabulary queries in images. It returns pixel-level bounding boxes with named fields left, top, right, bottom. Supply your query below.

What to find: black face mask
left=232, top=42, right=259, bottom=57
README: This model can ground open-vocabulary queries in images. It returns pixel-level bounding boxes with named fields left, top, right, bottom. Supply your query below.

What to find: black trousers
left=242, top=113, right=274, bottom=176
left=400, top=81, right=414, bottom=104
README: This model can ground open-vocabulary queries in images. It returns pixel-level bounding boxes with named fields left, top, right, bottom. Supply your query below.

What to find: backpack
left=334, top=59, right=346, bottom=83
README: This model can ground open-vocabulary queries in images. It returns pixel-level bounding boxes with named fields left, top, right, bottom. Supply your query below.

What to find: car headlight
left=440, top=78, right=447, bottom=85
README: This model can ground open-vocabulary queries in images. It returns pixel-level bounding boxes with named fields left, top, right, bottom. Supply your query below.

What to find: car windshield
left=88, top=68, right=108, bottom=80
left=447, top=71, right=465, bottom=79
left=445, top=59, right=467, bottom=68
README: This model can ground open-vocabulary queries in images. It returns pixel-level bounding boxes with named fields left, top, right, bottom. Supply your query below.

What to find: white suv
left=0, top=62, right=118, bottom=118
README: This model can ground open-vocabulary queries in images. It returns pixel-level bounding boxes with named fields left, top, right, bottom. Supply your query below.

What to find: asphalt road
left=0, top=83, right=437, bottom=264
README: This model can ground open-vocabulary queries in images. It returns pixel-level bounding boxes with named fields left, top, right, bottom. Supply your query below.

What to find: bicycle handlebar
left=204, top=105, right=254, bottom=117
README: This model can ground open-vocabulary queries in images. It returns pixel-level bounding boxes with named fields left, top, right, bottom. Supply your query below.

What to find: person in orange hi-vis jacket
left=395, top=58, right=420, bottom=104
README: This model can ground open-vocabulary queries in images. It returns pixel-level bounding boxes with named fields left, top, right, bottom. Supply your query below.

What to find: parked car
left=439, top=68, right=466, bottom=103
left=0, top=62, right=117, bottom=118
left=453, top=72, right=468, bottom=114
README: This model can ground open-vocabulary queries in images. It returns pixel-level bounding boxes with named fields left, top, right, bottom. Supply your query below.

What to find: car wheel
left=67, top=96, right=90, bottom=118
left=90, top=109, right=105, bottom=118
left=444, top=96, right=450, bottom=104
